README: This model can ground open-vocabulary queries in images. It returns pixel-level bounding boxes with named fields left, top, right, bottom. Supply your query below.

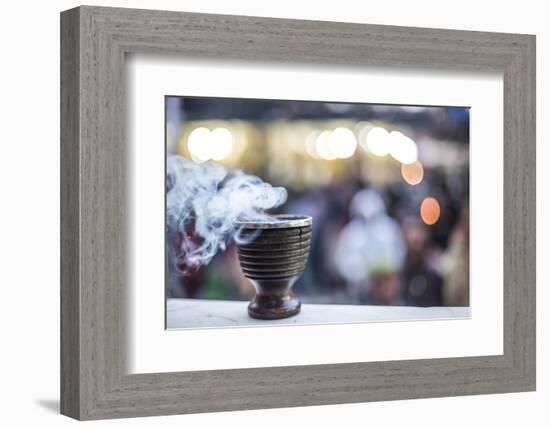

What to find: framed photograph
left=60, top=6, right=536, bottom=420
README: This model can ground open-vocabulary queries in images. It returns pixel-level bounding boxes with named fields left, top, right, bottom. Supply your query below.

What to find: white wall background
left=0, top=0, right=546, bottom=425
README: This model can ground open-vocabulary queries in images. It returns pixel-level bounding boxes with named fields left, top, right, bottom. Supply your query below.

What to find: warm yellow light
left=365, top=126, right=391, bottom=156
left=420, top=197, right=440, bottom=225
left=401, top=161, right=424, bottom=185
left=305, top=130, right=321, bottom=159
left=209, top=127, right=233, bottom=161
left=328, top=127, right=357, bottom=159
left=389, top=131, right=418, bottom=164
left=187, top=126, right=233, bottom=162
left=187, top=127, right=211, bottom=162
left=315, top=130, right=337, bottom=160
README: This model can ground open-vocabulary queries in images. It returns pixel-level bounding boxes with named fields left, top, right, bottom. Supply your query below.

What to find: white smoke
left=166, top=155, right=288, bottom=272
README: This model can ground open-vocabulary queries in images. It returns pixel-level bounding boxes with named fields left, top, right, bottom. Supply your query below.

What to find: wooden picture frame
left=60, top=5, right=536, bottom=420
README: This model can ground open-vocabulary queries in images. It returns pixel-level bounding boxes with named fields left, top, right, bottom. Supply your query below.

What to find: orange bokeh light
left=401, top=161, right=424, bottom=185
left=420, top=197, right=441, bottom=225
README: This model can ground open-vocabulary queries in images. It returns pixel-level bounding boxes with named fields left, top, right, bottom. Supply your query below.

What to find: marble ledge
left=166, top=298, right=471, bottom=330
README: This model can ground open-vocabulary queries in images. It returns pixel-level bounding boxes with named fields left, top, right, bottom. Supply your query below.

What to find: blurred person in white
left=334, top=189, right=406, bottom=304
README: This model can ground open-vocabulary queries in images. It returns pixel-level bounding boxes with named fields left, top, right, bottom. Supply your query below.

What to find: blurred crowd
left=168, top=182, right=469, bottom=307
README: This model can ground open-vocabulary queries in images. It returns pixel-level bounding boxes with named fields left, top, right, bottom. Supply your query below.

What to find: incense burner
left=234, top=214, right=312, bottom=320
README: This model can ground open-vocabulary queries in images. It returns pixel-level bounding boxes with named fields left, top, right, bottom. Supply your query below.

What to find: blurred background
left=166, top=96, right=470, bottom=307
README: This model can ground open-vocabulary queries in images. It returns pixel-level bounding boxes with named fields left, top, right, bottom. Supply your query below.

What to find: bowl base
left=248, top=294, right=301, bottom=320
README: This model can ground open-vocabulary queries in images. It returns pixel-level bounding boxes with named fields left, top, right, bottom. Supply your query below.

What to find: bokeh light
left=315, top=130, right=337, bottom=160
left=365, top=126, right=391, bottom=156
left=209, top=127, right=233, bottom=161
left=328, top=127, right=357, bottom=159
left=401, top=161, right=424, bottom=185
left=305, top=130, right=321, bottom=159
left=389, top=130, right=418, bottom=164
left=420, top=197, right=441, bottom=225
left=187, top=127, right=211, bottom=162
left=187, top=126, right=234, bottom=162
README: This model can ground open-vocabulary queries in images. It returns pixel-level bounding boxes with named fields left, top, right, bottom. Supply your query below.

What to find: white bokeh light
left=187, top=127, right=212, bottom=162
left=329, top=127, right=357, bottom=159
left=389, top=130, right=418, bottom=164
left=315, top=130, right=337, bottom=160
left=187, top=126, right=234, bottom=162
left=209, top=127, right=233, bottom=161
left=365, top=126, right=391, bottom=156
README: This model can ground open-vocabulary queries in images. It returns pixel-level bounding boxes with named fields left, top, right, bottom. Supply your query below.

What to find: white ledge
left=167, top=298, right=471, bottom=330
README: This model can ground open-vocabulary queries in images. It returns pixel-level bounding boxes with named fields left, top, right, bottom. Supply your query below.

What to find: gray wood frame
left=60, top=5, right=536, bottom=420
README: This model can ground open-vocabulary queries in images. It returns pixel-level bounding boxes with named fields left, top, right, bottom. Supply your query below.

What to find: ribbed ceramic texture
left=237, top=225, right=311, bottom=280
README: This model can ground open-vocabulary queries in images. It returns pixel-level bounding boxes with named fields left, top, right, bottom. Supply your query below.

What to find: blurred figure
left=401, top=218, right=443, bottom=307
left=368, top=271, right=402, bottom=306
left=334, top=189, right=406, bottom=304
left=442, top=201, right=469, bottom=306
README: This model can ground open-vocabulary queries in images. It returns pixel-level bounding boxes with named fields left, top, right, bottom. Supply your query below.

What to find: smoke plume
left=166, top=155, right=288, bottom=273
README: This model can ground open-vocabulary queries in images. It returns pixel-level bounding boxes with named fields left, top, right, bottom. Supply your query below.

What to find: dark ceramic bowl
left=234, top=214, right=312, bottom=320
